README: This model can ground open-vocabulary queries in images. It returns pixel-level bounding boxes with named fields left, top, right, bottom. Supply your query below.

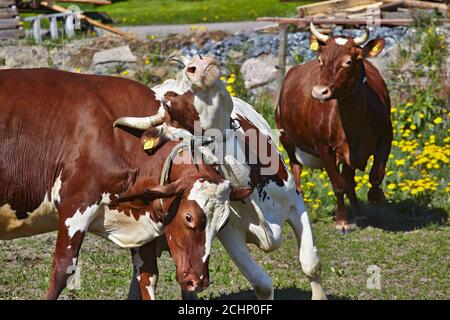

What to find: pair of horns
left=310, top=22, right=369, bottom=45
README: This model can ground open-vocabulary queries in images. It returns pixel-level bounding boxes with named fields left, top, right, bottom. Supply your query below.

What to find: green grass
left=58, top=0, right=313, bottom=26
left=1, top=215, right=448, bottom=300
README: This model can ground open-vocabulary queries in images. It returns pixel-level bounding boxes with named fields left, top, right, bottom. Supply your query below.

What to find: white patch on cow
left=146, top=274, right=158, bottom=300
left=295, top=147, right=323, bottom=169
left=188, top=179, right=231, bottom=262
left=0, top=173, right=63, bottom=239
left=65, top=204, right=100, bottom=238
left=88, top=205, right=164, bottom=248
left=335, top=37, right=348, bottom=46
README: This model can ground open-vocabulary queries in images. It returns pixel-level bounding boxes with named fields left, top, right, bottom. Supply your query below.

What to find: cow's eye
left=343, top=59, right=352, bottom=67
left=318, top=57, right=323, bottom=66
left=185, top=213, right=193, bottom=223
left=187, top=66, right=196, bottom=73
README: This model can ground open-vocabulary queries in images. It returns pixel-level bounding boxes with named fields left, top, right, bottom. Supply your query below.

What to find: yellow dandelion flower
left=433, top=117, right=443, bottom=125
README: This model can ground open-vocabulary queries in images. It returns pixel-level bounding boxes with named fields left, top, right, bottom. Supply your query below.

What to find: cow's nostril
left=321, top=89, right=329, bottom=95
left=187, top=66, right=196, bottom=73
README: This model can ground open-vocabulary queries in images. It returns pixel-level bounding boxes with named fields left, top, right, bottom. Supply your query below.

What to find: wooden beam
left=0, top=28, right=24, bottom=39
left=0, top=6, right=18, bottom=19
left=257, top=17, right=450, bottom=27
left=0, top=17, right=19, bottom=30
left=40, top=1, right=130, bottom=37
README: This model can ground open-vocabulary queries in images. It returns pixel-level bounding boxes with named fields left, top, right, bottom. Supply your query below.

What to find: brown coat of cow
left=277, top=30, right=393, bottom=232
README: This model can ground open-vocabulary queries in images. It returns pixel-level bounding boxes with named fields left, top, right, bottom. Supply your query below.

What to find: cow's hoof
left=368, top=188, right=386, bottom=205
left=355, top=216, right=369, bottom=229
left=335, top=223, right=356, bottom=234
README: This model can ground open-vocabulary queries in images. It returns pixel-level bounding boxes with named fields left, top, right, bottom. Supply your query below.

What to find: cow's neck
left=336, top=64, right=371, bottom=143
left=194, top=80, right=234, bottom=135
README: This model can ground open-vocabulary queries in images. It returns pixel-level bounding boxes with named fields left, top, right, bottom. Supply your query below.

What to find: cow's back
left=0, top=68, right=159, bottom=239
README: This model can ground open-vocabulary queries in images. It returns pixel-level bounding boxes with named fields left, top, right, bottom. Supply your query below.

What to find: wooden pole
left=278, top=24, right=288, bottom=94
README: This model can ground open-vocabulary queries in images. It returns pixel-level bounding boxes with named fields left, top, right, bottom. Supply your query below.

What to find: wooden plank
left=0, top=28, right=24, bottom=39
left=0, top=6, right=18, bottom=19
left=40, top=1, right=130, bottom=37
left=297, top=0, right=376, bottom=17
left=380, top=1, right=404, bottom=12
left=0, top=18, right=19, bottom=30
left=297, top=0, right=345, bottom=17
left=0, top=0, right=15, bottom=9
left=342, top=2, right=383, bottom=13
left=257, top=17, right=450, bottom=27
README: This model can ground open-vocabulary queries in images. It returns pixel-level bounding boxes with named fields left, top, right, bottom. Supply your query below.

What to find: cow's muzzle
left=312, top=85, right=333, bottom=102
left=180, top=273, right=210, bottom=293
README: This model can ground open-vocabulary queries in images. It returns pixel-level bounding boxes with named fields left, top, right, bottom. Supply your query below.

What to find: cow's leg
left=129, top=242, right=159, bottom=300
left=368, top=137, right=391, bottom=205
left=287, top=202, right=327, bottom=300
left=46, top=208, right=88, bottom=299
left=319, top=147, right=352, bottom=233
left=279, top=129, right=303, bottom=193
left=342, top=165, right=367, bottom=228
left=218, top=225, right=273, bottom=300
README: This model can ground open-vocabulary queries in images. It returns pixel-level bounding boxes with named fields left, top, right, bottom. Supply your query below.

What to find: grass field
left=60, top=0, right=313, bottom=25
left=1, top=211, right=448, bottom=300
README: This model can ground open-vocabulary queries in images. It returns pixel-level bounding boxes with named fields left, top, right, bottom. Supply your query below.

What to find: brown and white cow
left=0, top=68, right=251, bottom=299
left=277, top=23, right=393, bottom=233
left=117, top=55, right=327, bottom=300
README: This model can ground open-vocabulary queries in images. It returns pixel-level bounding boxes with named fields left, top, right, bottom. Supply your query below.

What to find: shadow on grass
left=360, top=199, right=448, bottom=232
left=212, top=287, right=348, bottom=300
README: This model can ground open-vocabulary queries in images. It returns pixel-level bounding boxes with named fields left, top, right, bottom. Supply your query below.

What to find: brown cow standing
left=0, top=68, right=250, bottom=299
left=277, top=23, right=393, bottom=233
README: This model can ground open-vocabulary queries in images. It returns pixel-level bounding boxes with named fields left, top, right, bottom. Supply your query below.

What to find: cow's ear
left=309, top=34, right=326, bottom=52
left=230, top=187, right=253, bottom=201
left=142, top=180, right=188, bottom=200
left=116, top=180, right=188, bottom=204
left=362, top=38, right=384, bottom=58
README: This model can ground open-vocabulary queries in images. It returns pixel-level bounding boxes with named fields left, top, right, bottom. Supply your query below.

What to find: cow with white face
left=0, top=68, right=252, bottom=299
left=117, top=55, right=327, bottom=300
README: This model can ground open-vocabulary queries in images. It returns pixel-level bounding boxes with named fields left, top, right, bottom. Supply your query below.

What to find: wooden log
left=257, top=17, right=450, bottom=27
left=0, top=28, right=25, bottom=39
left=0, top=18, right=19, bottom=30
left=40, top=1, right=130, bottom=37
left=0, top=6, right=18, bottom=19
left=0, top=0, right=15, bottom=9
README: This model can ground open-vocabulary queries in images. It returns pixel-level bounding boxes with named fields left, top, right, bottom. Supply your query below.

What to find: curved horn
left=310, top=22, right=329, bottom=43
left=354, top=28, right=369, bottom=45
left=166, top=54, right=190, bottom=68
left=113, top=107, right=165, bottom=130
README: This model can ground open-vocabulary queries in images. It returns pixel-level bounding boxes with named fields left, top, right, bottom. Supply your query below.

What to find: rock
left=240, top=54, right=279, bottom=89
left=370, top=43, right=400, bottom=80
left=92, top=45, right=137, bottom=65
left=227, top=49, right=243, bottom=60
